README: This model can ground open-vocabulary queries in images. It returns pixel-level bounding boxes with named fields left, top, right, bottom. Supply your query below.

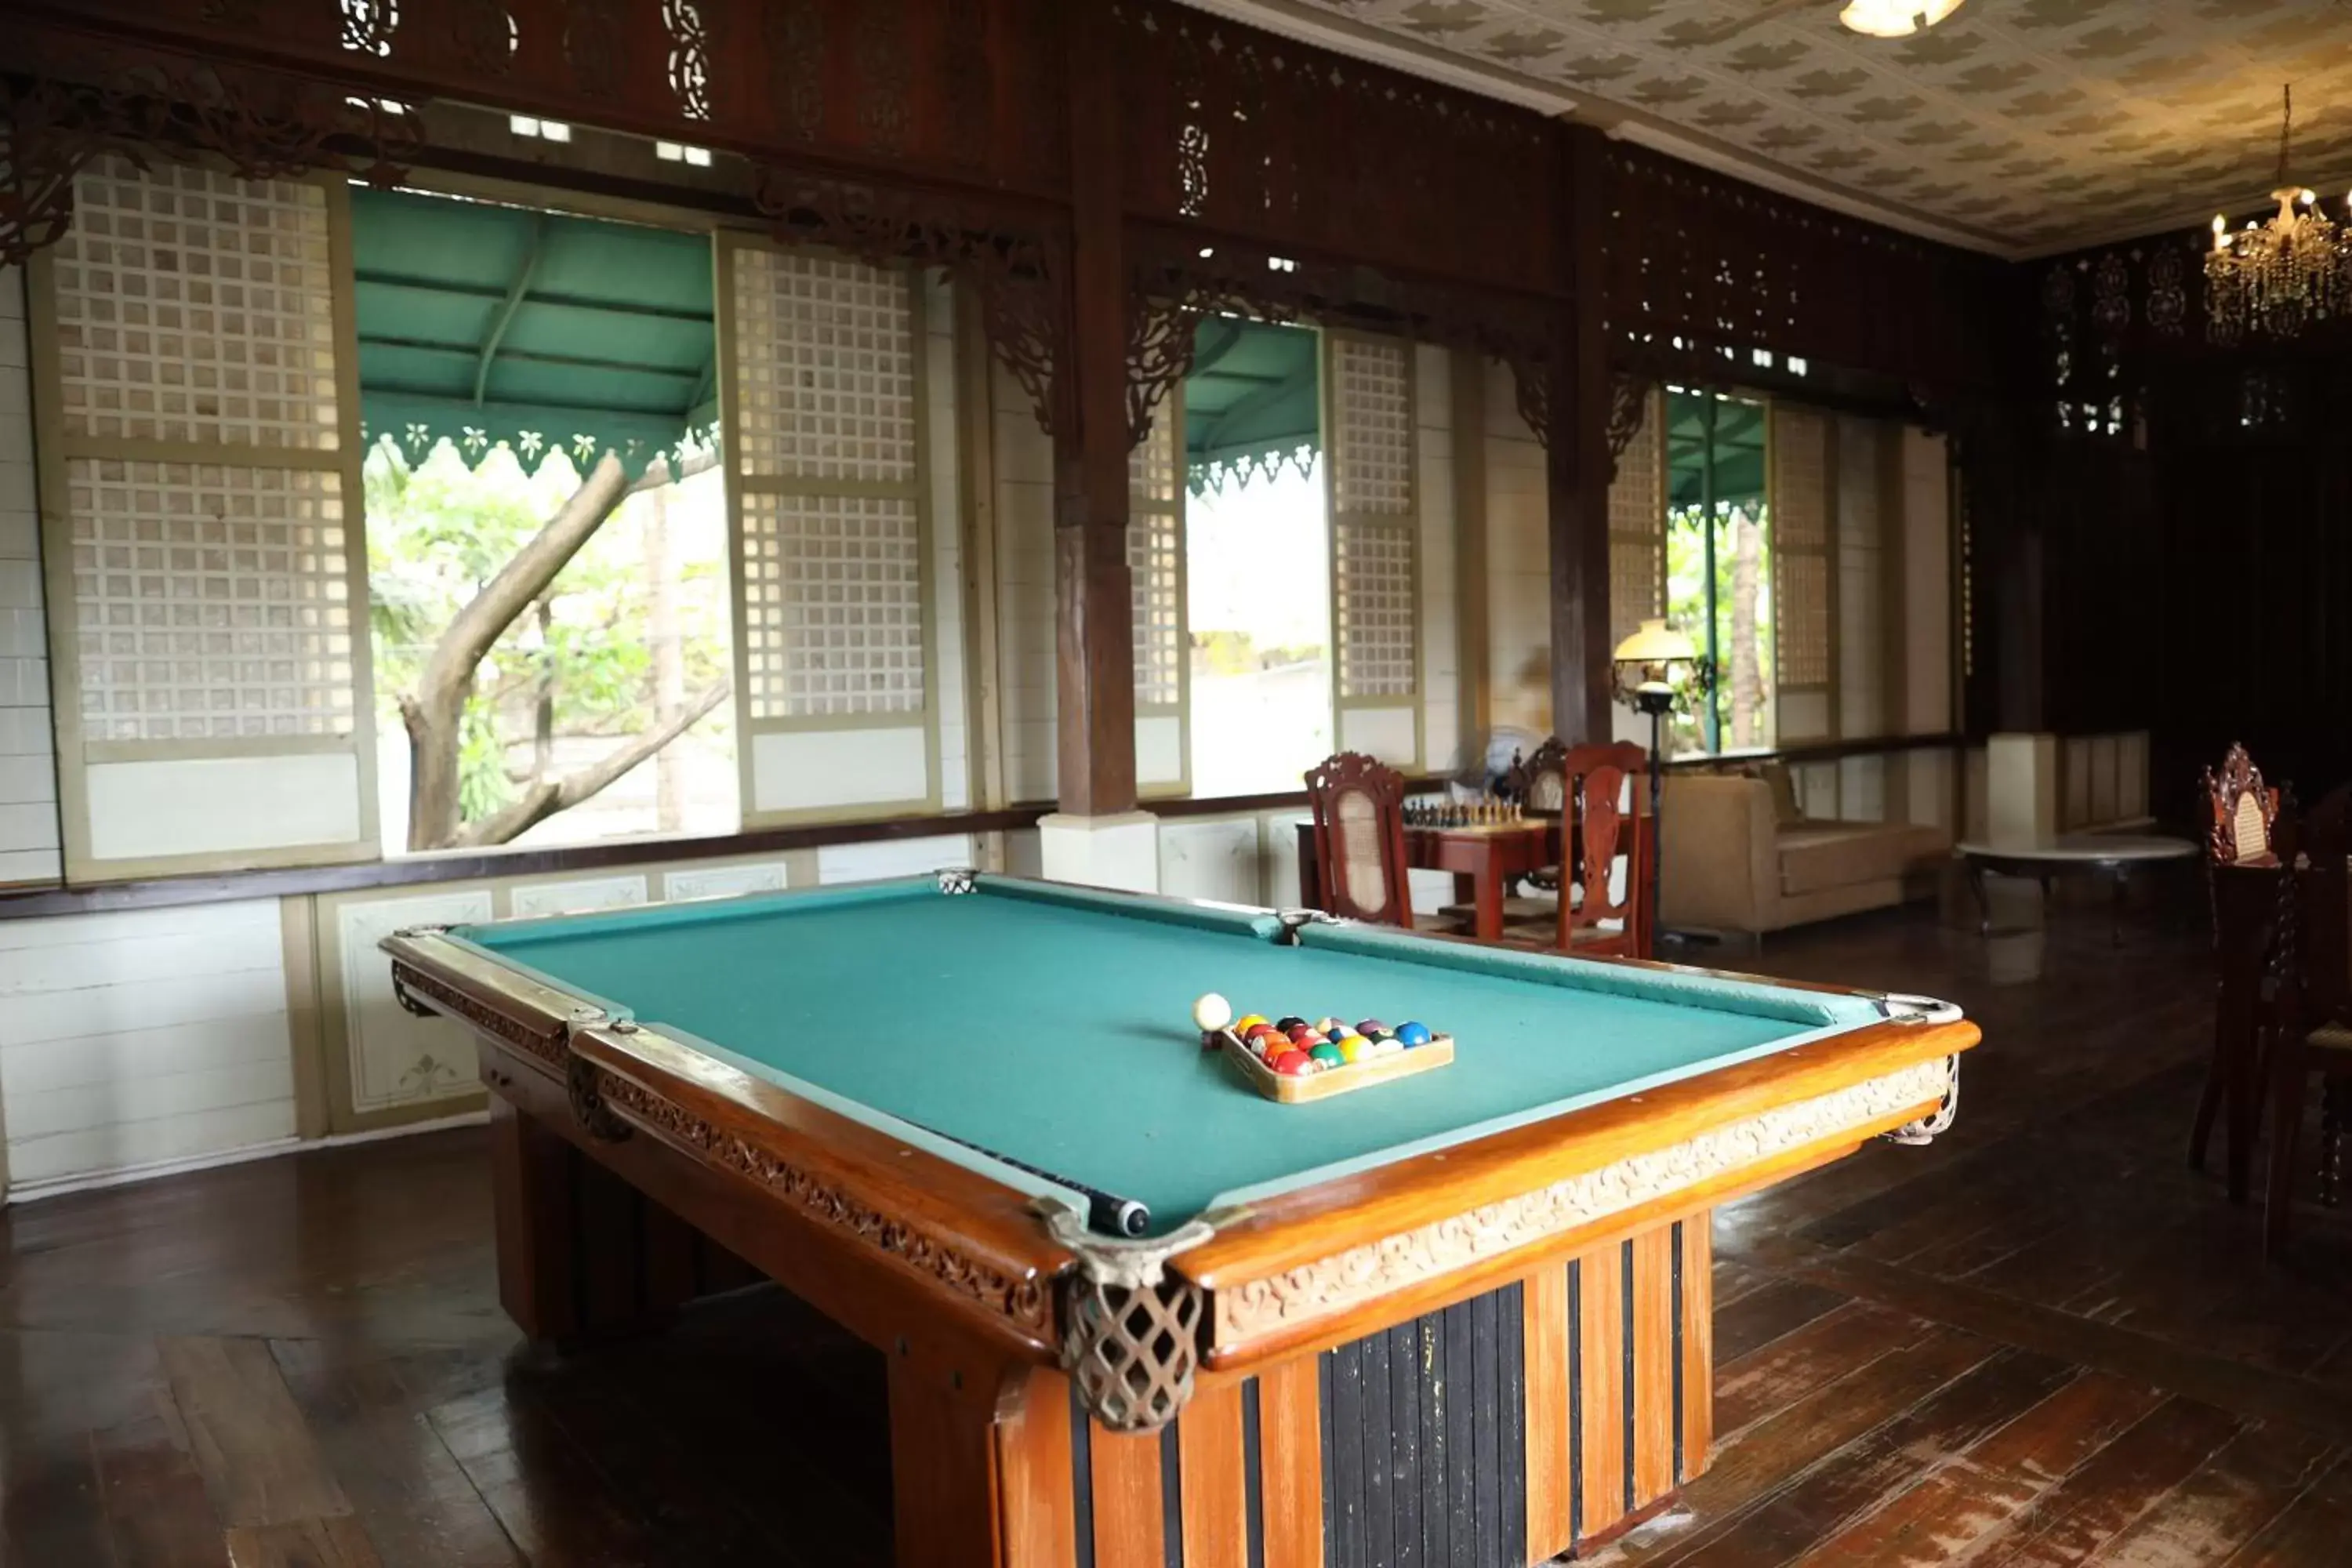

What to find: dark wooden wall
left=1983, top=235, right=2352, bottom=818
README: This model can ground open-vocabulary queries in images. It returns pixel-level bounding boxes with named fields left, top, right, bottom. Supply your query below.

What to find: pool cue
left=905, top=1121, right=1149, bottom=1238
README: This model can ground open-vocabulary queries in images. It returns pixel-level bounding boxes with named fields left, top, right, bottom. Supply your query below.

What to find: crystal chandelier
left=1838, top=0, right=1965, bottom=38
left=2207, top=85, right=2350, bottom=342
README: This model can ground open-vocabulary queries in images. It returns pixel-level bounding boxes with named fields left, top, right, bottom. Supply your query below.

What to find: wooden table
left=1297, top=817, right=1559, bottom=941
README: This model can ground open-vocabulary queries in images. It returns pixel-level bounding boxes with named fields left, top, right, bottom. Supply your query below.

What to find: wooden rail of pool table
left=1181, top=1014, right=1973, bottom=1364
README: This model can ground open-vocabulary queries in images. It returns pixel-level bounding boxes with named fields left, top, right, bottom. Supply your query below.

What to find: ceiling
left=1178, top=0, right=2352, bottom=257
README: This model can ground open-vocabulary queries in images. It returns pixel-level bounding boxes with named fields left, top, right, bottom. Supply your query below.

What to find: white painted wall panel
left=817, top=833, right=977, bottom=884
left=1417, top=345, right=1461, bottom=775
left=85, top=753, right=363, bottom=862
left=507, top=875, right=648, bottom=919
left=1158, top=817, right=1261, bottom=907
left=750, top=726, right=930, bottom=814
left=662, top=861, right=790, bottom=902
left=336, top=890, right=492, bottom=1116
left=1901, top=428, right=1952, bottom=735
left=927, top=275, right=972, bottom=812
left=1261, top=810, right=1309, bottom=908
left=0, top=898, right=295, bottom=1187
left=1484, top=359, right=1550, bottom=737
left=0, top=265, right=56, bottom=885
left=996, top=365, right=1058, bottom=806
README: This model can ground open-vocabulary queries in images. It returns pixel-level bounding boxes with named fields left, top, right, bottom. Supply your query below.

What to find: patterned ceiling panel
left=1187, top=0, right=2352, bottom=256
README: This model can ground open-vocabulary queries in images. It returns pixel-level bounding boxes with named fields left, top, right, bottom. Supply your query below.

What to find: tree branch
left=451, top=678, right=731, bottom=848
left=415, top=450, right=630, bottom=717
left=626, top=446, right=720, bottom=496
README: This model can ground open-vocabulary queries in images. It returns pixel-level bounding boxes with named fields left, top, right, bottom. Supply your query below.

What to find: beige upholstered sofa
left=1657, top=772, right=1948, bottom=937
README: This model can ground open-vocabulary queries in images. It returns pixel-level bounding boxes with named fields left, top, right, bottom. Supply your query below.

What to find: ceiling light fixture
left=1838, top=0, right=1965, bottom=38
left=2206, top=85, right=2348, bottom=342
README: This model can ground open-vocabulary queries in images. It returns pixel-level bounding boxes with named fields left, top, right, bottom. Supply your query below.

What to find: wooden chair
left=2191, top=744, right=2289, bottom=1199
left=1555, top=742, right=1655, bottom=959
left=2264, top=783, right=2352, bottom=1257
left=1518, top=738, right=1570, bottom=817
left=1305, top=752, right=1415, bottom=929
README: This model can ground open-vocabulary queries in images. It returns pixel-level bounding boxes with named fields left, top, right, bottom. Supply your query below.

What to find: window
left=1664, top=389, right=1775, bottom=754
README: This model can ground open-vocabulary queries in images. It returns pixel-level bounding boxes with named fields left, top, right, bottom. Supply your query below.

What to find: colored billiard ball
left=1313, top=1016, right=1341, bottom=1034
left=1308, top=1042, right=1345, bottom=1065
left=1193, top=993, right=1233, bottom=1032
left=1244, top=1022, right=1279, bottom=1041
left=1356, top=1018, right=1388, bottom=1036
left=1337, top=1036, right=1369, bottom=1064
left=1373, top=1036, right=1405, bottom=1057
left=1273, top=1049, right=1312, bottom=1075
left=1287, top=1024, right=1320, bottom=1043
left=1396, top=1021, right=1433, bottom=1047
left=1234, top=1013, right=1269, bottom=1034
left=1275, top=1016, right=1307, bottom=1033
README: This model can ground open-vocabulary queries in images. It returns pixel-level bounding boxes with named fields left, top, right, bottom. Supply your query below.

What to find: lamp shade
left=1613, top=617, right=1697, bottom=666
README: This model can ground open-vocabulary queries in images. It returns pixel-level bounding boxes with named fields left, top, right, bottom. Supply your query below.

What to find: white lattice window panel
left=731, top=249, right=916, bottom=484
left=1771, top=405, right=1832, bottom=691
left=1128, top=507, right=1181, bottom=710
left=1331, top=338, right=1412, bottom=515
left=1607, top=387, right=1664, bottom=648
left=1335, top=515, right=1416, bottom=699
left=740, top=493, right=924, bottom=718
left=51, top=158, right=340, bottom=451
left=1130, top=412, right=1179, bottom=507
left=1777, top=554, right=1831, bottom=688
left=1772, top=408, right=1830, bottom=550
left=67, top=459, right=354, bottom=742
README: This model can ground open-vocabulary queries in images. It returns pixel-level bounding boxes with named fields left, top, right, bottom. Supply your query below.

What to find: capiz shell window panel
left=721, top=236, right=937, bottom=823
left=37, top=158, right=375, bottom=877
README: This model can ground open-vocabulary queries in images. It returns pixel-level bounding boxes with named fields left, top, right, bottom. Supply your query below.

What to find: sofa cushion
left=1777, top=821, right=1948, bottom=897
left=1760, top=762, right=1805, bottom=827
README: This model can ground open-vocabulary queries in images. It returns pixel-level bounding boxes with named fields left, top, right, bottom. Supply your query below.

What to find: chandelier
left=1838, top=0, right=1965, bottom=38
left=2207, top=85, right=2350, bottom=342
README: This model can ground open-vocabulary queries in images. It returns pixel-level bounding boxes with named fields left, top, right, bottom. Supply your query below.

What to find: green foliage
left=1664, top=499, right=1777, bottom=755
left=365, top=436, right=733, bottom=829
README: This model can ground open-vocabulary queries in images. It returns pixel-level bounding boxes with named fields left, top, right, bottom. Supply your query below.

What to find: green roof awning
left=1185, top=317, right=1320, bottom=493
left=1664, top=391, right=1767, bottom=508
left=351, top=188, right=717, bottom=479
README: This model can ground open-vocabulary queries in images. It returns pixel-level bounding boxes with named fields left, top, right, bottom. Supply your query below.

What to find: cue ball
left=1192, top=993, right=1234, bottom=1032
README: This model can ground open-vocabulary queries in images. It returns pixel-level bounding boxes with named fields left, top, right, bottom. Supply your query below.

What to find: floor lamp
left=1611, top=619, right=1704, bottom=943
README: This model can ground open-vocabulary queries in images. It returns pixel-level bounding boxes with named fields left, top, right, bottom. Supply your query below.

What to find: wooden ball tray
left=1207, top=1026, right=1455, bottom=1105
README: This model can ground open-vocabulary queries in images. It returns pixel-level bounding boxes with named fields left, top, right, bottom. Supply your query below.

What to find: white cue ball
left=1192, top=993, right=1233, bottom=1032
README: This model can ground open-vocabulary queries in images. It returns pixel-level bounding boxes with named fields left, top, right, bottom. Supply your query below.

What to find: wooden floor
left=6, top=887, right=2352, bottom=1566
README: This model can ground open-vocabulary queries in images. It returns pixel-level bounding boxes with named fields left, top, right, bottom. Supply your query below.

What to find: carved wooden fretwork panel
left=1128, top=408, right=1182, bottom=712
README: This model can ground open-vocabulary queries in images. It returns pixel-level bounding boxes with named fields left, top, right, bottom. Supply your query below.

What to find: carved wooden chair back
left=1519, top=737, right=1570, bottom=817
left=1558, top=742, right=1653, bottom=958
left=1305, top=752, right=1414, bottom=927
left=2266, top=784, right=2352, bottom=1254
left=2204, top=743, right=2281, bottom=866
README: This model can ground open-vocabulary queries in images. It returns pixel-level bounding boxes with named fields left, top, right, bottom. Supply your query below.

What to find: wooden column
left=1053, top=2, right=1138, bottom=817
left=1548, top=125, right=1617, bottom=746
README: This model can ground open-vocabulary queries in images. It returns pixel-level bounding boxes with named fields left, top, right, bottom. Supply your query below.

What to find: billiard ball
left=1337, top=1036, right=1369, bottom=1064
left=1193, top=993, right=1233, bottom=1032
left=1244, top=1022, right=1279, bottom=1041
left=1276, top=1015, right=1307, bottom=1033
left=1356, top=1018, right=1388, bottom=1036
left=1313, top=1017, right=1341, bottom=1034
left=1308, top=1042, right=1344, bottom=1066
left=1396, top=1022, right=1433, bottom=1047
left=1287, top=1025, right=1320, bottom=1044
left=1273, top=1049, right=1312, bottom=1075
left=1235, top=1013, right=1269, bottom=1034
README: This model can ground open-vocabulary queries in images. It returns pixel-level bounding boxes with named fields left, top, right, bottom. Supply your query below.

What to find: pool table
left=382, top=871, right=1975, bottom=1568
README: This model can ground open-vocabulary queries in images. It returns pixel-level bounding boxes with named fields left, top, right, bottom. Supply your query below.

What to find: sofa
left=1657, top=771, right=1949, bottom=937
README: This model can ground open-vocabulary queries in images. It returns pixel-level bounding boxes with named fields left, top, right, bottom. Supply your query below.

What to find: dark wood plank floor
left=5, top=886, right=2348, bottom=1566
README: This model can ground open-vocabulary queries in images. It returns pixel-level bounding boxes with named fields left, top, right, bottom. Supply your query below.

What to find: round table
left=1955, top=833, right=2199, bottom=942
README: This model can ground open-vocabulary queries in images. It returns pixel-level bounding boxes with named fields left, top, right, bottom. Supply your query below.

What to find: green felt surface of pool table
left=456, top=877, right=1886, bottom=1232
